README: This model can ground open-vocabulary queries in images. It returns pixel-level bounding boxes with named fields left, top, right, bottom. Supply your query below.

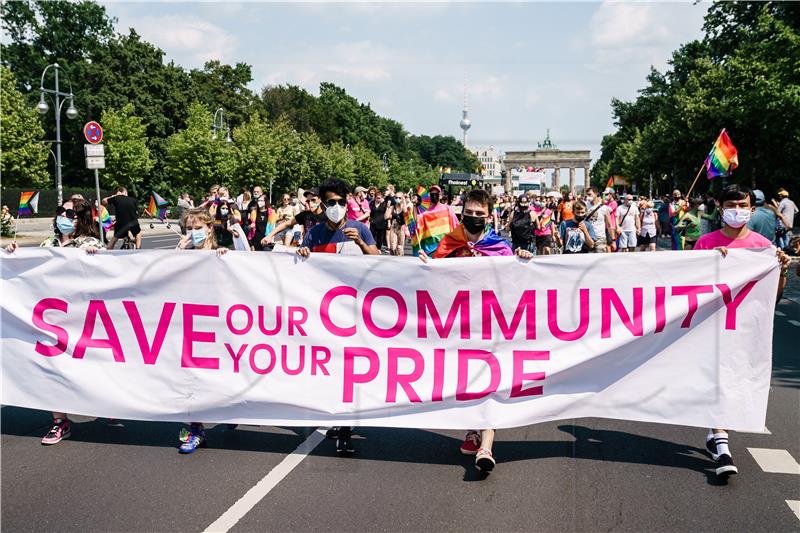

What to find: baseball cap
left=303, top=187, right=320, bottom=198
left=777, top=188, right=789, bottom=197
left=355, top=186, right=368, bottom=194
left=429, top=185, right=443, bottom=193
left=753, top=189, right=765, bottom=206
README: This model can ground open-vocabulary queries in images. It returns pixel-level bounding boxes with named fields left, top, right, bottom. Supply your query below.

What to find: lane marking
left=788, top=320, right=800, bottom=327
left=787, top=500, right=800, bottom=521
left=747, top=448, right=800, bottom=474
left=204, top=428, right=326, bottom=533
left=775, top=310, right=786, bottom=317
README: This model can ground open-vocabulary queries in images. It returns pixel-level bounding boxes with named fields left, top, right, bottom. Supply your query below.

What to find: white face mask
left=722, top=207, right=751, bottom=228
left=325, top=204, right=347, bottom=224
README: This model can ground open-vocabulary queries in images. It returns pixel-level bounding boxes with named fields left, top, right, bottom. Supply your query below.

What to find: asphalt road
left=3, top=237, right=799, bottom=532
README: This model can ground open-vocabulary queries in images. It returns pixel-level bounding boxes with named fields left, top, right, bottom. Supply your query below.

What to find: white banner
left=1, top=248, right=778, bottom=430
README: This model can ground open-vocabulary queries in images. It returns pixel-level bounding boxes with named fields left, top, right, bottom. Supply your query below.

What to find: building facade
left=471, top=145, right=502, bottom=184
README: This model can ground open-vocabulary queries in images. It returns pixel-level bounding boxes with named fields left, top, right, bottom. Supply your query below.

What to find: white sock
left=706, top=429, right=714, bottom=442
left=714, top=432, right=730, bottom=456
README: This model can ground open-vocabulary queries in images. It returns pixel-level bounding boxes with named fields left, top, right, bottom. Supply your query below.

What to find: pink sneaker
left=476, top=447, right=496, bottom=472
left=41, top=419, right=71, bottom=445
left=459, top=430, right=481, bottom=455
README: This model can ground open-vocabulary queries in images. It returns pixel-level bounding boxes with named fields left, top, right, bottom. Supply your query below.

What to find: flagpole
left=12, top=215, right=19, bottom=243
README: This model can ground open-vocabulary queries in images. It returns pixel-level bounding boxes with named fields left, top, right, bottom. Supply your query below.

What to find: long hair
left=184, top=208, right=218, bottom=249
left=72, top=200, right=100, bottom=239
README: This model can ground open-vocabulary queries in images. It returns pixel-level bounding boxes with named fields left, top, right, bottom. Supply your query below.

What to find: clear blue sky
left=102, top=1, right=709, bottom=162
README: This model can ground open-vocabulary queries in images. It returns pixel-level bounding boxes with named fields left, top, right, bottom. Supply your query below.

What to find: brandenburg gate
left=503, top=131, right=591, bottom=193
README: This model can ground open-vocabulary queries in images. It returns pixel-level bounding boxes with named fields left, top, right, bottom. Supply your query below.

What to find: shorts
left=593, top=238, right=608, bottom=253
left=114, top=222, right=141, bottom=240
left=638, top=233, right=653, bottom=246
left=536, top=234, right=555, bottom=249
left=618, top=230, right=637, bottom=248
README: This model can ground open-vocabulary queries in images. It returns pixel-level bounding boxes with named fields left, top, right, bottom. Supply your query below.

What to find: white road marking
left=747, top=448, right=800, bottom=474
left=736, top=426, right=771, bottom=435
left=775, top=310, right=786, bottom=317
left=787, top=500, right=800, bottom=521
left=204, top=428, right=326, bottom=533
left=788, top=320, right=800, bottom=327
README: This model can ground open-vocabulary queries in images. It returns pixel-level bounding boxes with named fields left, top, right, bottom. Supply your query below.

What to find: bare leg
left=480, top=429, right=495, bottom=452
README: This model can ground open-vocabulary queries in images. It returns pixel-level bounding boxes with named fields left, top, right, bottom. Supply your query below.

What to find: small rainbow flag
left=145, top=191, right=169, bottom=219
left=264, top=208, right=278, bottom=237
left=605, top=176, right=614, bottom=189
left=98, top=205, right=113, bottom=231
left=416, top=185, right=431, bottom=212
left=404, top=206, right=420, bottom=254
left=416, top=205, right=457, bottom=256
left=18, top=191, right=39, bottom=216
left=705, top=129, right=739, bottom=180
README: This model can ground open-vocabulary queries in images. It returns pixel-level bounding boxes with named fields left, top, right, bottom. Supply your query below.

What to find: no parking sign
left=83, top=121, right=103, bottom=144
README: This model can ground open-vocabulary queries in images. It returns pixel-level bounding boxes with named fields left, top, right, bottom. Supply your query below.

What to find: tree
left=230, top=112, right=278, bottom=194
left=0, top=66, right=49, bottom=188
left=100, top=103, right=153, bottom=195
left=165, top=103, right=235, bottom=196
left=191, top=60, right=257, bottom=128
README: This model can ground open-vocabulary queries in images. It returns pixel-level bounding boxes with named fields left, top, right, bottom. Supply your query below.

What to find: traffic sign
left=86, top=156, right=105, bottom=169
left=84, top=144, right=105, bottom=157
left=83, top=121, right=103, bottom=144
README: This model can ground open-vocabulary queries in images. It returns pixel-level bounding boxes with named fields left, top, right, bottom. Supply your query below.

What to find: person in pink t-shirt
left=347, top=186, right=371, bottom=227
left=693, top=184, right=790, bottom=479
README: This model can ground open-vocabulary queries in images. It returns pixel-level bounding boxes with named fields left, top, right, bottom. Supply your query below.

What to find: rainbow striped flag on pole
left=704, top=129, right=739, bottom=179
left=18, top=191, right=39, bottom=216
left=416, top=185, right=431, bottom=212
left=145, top=191, right=169, bottom=220
left=404, top=205, right=420, bottom=255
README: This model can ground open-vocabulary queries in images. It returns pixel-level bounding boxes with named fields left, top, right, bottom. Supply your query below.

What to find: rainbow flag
left=145, top=191, right=169, bottom=219
left=433, top=225, right=512, bottom=258
left=416, top=185, right=431, bottom=212
left=705, top=129, right=739, bottom=179
left=404, top=206, right=420, bottom=254
left=18, top=191, right=39, bottom=216
left=605, top=176, right=614, bottom=189
left=93, top=205, right=113, bottom=231
left=264, top=208, right=278, bottom=237
left=417, top=204, right=458, bottom=256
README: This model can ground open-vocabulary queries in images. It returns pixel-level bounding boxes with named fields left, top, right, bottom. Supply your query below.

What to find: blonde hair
left=184, top=208, right=218, bottom=249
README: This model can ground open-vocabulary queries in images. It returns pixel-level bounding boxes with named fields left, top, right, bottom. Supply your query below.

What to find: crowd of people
left=3, top=175, right=798, bottom=478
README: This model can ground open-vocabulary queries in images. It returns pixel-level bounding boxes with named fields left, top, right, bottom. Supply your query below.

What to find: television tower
left=460, top=78, right=471, bottom=148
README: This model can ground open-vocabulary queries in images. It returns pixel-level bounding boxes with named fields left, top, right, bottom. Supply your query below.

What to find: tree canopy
left=592, top=2, right=800, bottom=198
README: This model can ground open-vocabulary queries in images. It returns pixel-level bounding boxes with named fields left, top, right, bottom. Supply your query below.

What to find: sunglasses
left=325, top=199, right=347, bottom=207
left=56, top=207, right=76, bottom=219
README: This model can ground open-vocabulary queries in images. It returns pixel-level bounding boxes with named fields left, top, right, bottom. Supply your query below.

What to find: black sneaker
left=106, top=418, right=125, bottom=428
left=715, top=454, right=738, bottom=477
left=705, top=439, right=719, bottom=460
left=326, top=427, right=339, bottom=439
left=336, top=427, right=354, bottom=455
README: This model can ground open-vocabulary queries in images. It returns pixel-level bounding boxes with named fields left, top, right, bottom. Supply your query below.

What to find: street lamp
left=382, top=153, right=389, bottom=172
left=212, top=108, right=232, bottom=143
left=37, top=63, right=78, bottom=206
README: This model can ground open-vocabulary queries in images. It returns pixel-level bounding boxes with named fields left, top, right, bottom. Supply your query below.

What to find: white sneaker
left=475, top=447, right=496, bottom=472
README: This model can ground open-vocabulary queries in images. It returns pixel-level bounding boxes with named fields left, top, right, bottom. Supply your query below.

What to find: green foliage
left=101, top=103, right=153, bottom=195
left=594, top=1, right=800, bottom=196
left=165, top=103, right=235, bottom=194
left=0, top=66, right=49, bottom=188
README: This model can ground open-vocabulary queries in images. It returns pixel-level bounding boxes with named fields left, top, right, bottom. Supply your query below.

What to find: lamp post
left=37, top=63, right=78, bottom=206
left=212, top=108, right=232, bottom=143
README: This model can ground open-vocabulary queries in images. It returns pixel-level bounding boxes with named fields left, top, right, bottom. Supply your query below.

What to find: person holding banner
left=424, top=189, right=532, bottom=472
left=694, top=184, right=790, bottom=477
left=5, top=199, right=104, bottom=444
left=175, top=208, right=229, bottom=453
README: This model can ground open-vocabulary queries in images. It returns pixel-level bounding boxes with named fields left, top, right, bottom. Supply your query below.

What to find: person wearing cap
left=747, top=188, right=787, bottom=243
left=262, top=187, right=326, bottom=247
left=616, top=194, right=640, bottom=251
left=348, top=186, right=371, bottom=227
left=412, top=184, right=459, bottom=256
left=773, top=188, right=797, bottom=250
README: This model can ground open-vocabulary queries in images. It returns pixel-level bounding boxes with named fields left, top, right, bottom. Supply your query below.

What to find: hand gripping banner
left=0, top=248, right=778, bottom=430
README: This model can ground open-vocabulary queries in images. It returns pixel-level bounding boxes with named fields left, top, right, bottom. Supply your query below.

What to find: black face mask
left=574, top=215, right=585, bottom=222
left=462, top=214, right=486, bottom=234
left=430, top=193, right=440, bottom=204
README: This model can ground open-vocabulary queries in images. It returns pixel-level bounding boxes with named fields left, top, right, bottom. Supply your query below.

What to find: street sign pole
left=94, top=168, right=103, bottom=243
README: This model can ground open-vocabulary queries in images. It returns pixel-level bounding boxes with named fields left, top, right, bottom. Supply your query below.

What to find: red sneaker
left=41, top=419, right=71, bottom=445
left=459, top=430, right=481, bottom=455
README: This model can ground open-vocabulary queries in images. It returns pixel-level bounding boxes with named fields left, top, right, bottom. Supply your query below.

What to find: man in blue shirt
left=559, top=200, right=597, bottom=254
left=747, top=189, right=777, bottom=243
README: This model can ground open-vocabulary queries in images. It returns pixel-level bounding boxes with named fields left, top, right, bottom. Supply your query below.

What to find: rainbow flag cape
left=416, top=204, right=458, bottom=256
left=18, top=191, right=39, bottom=216
left=705, top=129, right=739, bottom=179
left=145, top=191, right=169, bottom=219
left=416, top=186, right=431, bottom=212
left=404, top=206, right=420, bottom=254
left=433, top=225, right=512, bottom=258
